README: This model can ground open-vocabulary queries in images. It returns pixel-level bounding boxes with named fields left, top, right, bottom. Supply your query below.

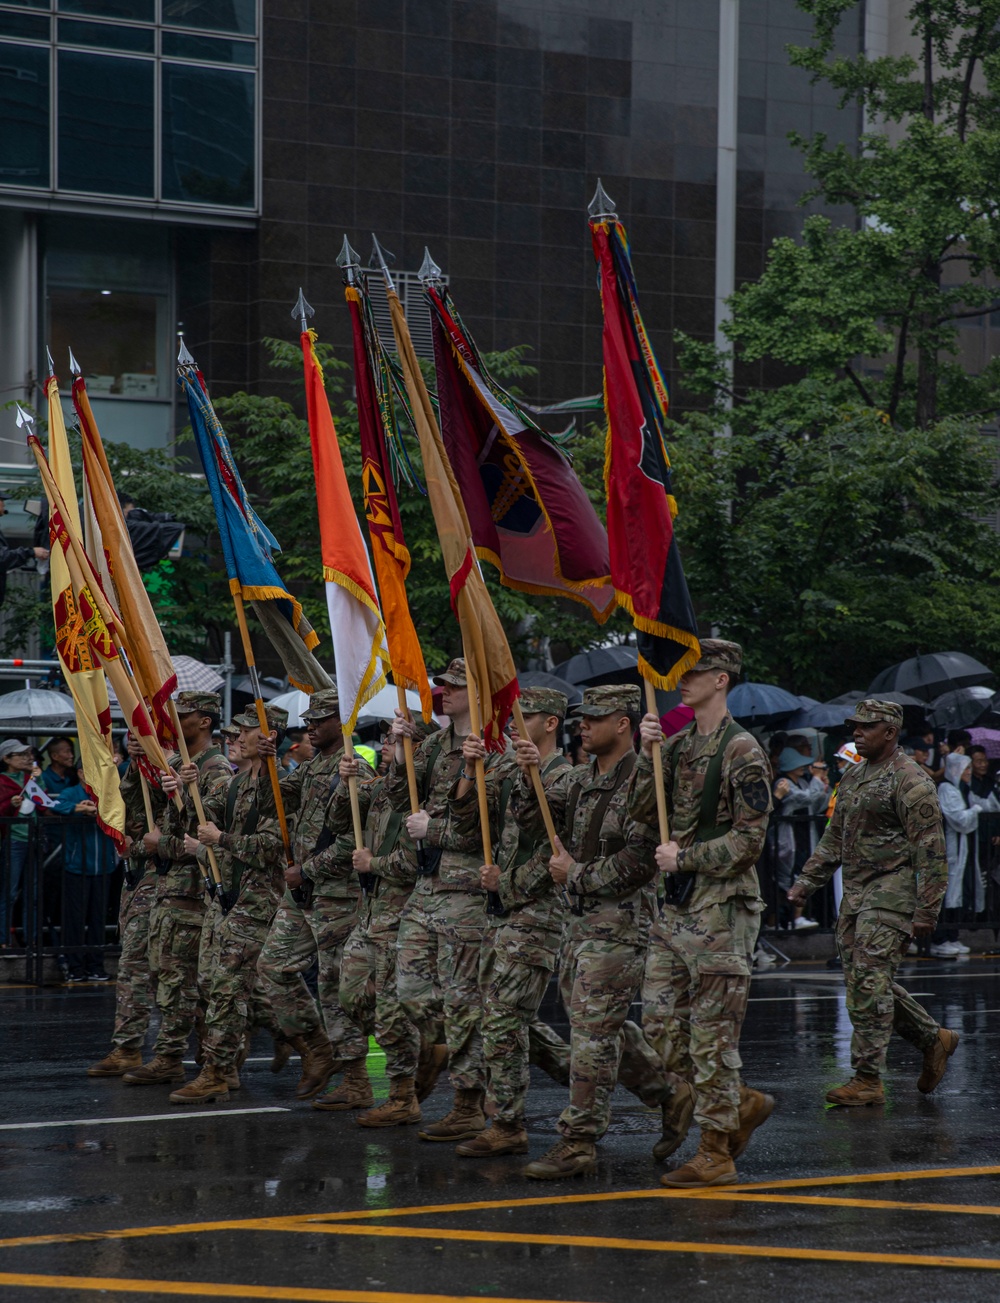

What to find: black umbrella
left=518, top=671, right=583, bottom=708
left=727, top=682, right=801, bottom=725
left=825, top=691, right=868, bottom=706
left=928, top=686, right=996, bottom=730
left=786, top=702, right=853, bottom=730
left=553, top=646, right=640, bottom=687
left=868, top=652, right=994, bottom=703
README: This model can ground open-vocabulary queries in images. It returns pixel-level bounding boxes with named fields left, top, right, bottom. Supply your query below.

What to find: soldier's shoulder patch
left=740, top=778, right=771, bottom=813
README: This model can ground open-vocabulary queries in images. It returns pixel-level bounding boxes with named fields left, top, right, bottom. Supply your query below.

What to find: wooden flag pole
left=510, top=697, right=560, bottom=848
left=139, top=772, right=156, bottom=834
left=230, top=589, right=295, bottom=865
left=643, top=677, right=670, bottom=844
left=458, top=616, right=494, bottom=871
left=167, top=699, right=223, bottom=891
left=340, top=728, right=365, bottom=853
left=395, top=684, right=421, bottom=816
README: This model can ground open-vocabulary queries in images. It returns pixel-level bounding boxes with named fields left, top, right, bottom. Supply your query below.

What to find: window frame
left=0, top=0, right=260, bottom=217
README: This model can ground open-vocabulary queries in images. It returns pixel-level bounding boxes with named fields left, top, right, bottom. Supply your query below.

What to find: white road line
left=749, top=993, right=933, bottom=1003
left=0, top=1107, right=290, bottom=1131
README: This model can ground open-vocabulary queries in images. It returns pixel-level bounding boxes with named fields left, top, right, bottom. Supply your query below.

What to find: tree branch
left=956, top=23, right=983, bottom=142
left=935, top=304, right=999, bottom=324
left=888, top=289, right=916, bottom=423
left=843, top=363, right=877, bottom=407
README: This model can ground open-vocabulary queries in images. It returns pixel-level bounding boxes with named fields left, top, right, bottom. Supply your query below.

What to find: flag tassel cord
left=230, top=590, right=295, bottom=866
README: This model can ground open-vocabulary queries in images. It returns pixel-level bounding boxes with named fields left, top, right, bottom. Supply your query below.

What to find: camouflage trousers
left=200, top=900, right=277, bottom=1041
left=148, top=897, right=206, bottom=1058
left=837, top=909, right=940, bottom=1077
left=257, top=891, right=366, bottom=1062
left=643, top=898, right=762, bottom=1133
left=111, top=871, right=156, bottom=1052
left=397, top=904, right=478, bottom=1090
left=202, top=906, right=281, bottom=1070
left=557, top=939, right=674, bottom=1141
left=480, top=945, right=554, bottom=1122
left=339, top=925, right=420, bottom=1079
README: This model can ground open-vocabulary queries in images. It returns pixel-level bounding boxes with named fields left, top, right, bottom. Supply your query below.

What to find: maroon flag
left=426, top=284, right=616, bottom=623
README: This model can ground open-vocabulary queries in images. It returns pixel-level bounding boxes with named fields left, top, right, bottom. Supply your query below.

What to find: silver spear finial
left=587, top=178, right=618, bottom=222
left=291, top=288, right=315, bottom=334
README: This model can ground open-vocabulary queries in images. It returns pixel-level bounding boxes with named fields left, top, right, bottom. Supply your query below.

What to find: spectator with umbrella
left=932, top=752, right=1000, bottom=957
left=770, top=747, right=828, bottom=931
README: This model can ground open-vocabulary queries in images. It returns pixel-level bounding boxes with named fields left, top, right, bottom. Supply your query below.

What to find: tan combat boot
left=224, top=1066, right=241, bottom=1090
left=414, top=1042, right=449, bottom=1102
left=169, top=1064, right=230, bottom=1105
left=418, top=1088, right=486, bottom=1141
left=271, top=1035, right=294, bottom=1075
left=660, top=1128, right=737, bottom=1188
left=122, top=1054, right=185, bottom=1086
left=289, top=1028, right=335, bottom=1100
left=523, top=1138, right=597, bottom=1180
left=357, top=1076, right=421, bottom=1128
left=312, top=1057, right=374, bottom=1111
left=825, top=1075, right=885, bottom=1107
left=653, top=1079, right=696, bottom=1161
left=729, top=1086, right=775, bottom=1158
left=87, top=1047, right=142, bottom=1078
left=456, top=1119, right=529, bottom=1157
left=917, top=1028, right=959, bottom=1094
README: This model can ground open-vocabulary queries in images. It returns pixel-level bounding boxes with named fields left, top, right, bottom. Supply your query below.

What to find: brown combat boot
left=271, top=1035, right=294, bottom=1074
left=825, top=1074, right=885, bottom=1106
left=169, top=1064, right=230, bottom=1105
left=661, top=1128, right=737, bottom=1188
left=917, top=1028, right=959, bottom=1094
left=456, top=1119, right=529, bottom=1157
left=523, top=1138, right=597, bottom=1180
left=312, top=1057, right=374, bottom=1111
left=357, top=1076, right=421, bottom=1128
left=729, top=1086, right=775, bottom=1159
left=418, top=1088, right=486, bottom=1142
left=224, top=1066, right=241, bottom=1090
left=414, top=1042, right=449, bottom=1102
left=87, top=1047, right=142, bottom=1078
left=122, top=1054, right=185, bottom=1086
left=290, top=1028, right=335, bottom=1100
left=653, top=1079, right=696, bottom=1161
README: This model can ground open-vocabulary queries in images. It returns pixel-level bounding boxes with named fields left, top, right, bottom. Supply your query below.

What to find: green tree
left=670, top=0, right=1000, bottom=694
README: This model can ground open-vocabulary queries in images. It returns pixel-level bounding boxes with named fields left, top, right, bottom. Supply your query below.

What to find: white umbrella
left=266, top=689, right=311, bottom=727
left=355, top=685, right=427, bottom=727
left=0, top=688, right=79, bottom=729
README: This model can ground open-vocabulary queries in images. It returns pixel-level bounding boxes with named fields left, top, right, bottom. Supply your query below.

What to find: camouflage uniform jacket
left=385, top=723, right=510, bottom=894
left=197, top=769, right=285, bottom=928
left=520, top=749, right=658, bottom=946
left=331, top=774, right=417, bottom=938
left=119, top=758, right=165, bottom=889
left=138, top=746, right=232, bottom=902
left=257, top=746, right=374, bottom=898
left=796, top=748, right=947, bottom=929
left=628, top=711, right=772, bottom=911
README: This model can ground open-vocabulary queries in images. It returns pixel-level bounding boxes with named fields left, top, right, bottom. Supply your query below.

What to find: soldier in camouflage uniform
left=789, top=698, right=954, bottom=1106
left=122, top=692, right=233, bottom=1087
left=448, top=687, right=571, bottom=1157
left=385, top=658, right=510, bottom=1143
left=163, top=705, right=288, bottom=1104
left=255, top=687, right=376, bottom=1106
left=630, top=640, right=775, bottom=1189
left=87, top=736, right=161, bottom=1077
left=513, top=685, right=687, bottom=1180
left=335, top=721, right=438, bottom=1126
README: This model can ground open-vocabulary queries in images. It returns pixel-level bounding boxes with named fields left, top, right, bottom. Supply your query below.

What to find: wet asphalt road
left=2, top=958, right=1000, bottom=1302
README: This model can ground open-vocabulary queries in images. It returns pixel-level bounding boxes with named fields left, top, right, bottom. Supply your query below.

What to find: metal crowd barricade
left=0, top=814, right=124, bottom=986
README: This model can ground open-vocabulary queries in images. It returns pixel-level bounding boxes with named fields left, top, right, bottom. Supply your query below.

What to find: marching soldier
left=255, top=687, right=375, bottom=1105
left=514, top=685, right=688, bottom=1180
left=163, top=704, right=288, bottom=1104
left=122, top=692, right=231, bottom=1087
left=630, top=640, right=775, bottom=1189
left=788, top=699, right=954, bottom=1105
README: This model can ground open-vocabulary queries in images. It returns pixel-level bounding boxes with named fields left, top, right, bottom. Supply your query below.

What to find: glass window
left=162, top=62, right=253, bottom=207
left=162, top=0, right=254, bottom=35
left=1, top=1, right=50, bottom=10
left=57, top=0, right=154, bottom=21
left=0, top=41, right=49, bottom=187
left=58, top=50, right=154, bottom=196
left=58, top=18, right=154, bottom=50
left=48, top=289, right=165, bottom=396
left=0, top=12, right=50, bottom=38
left=161, top=30, right=254, bottom=65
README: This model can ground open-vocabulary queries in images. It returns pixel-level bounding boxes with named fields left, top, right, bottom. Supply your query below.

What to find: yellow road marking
left=719, top=1193, right=1000, bottom=1216
left=0, top=1274, right=589, bottom=1301
left=723, top=1165, right=1000, bottom=1193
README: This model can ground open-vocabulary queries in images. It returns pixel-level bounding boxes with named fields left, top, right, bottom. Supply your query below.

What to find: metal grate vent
left=364, top=270, right=447, bottom=362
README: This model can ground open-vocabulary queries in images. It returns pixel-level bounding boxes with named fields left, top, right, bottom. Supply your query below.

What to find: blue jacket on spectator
left=53, top=783, right=118, bottom=876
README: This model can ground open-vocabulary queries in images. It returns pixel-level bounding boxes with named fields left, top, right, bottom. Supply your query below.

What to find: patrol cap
left=569, top=684, right=641, bottom=718
left=219, top=722, right=240, bottom=741
left=232, top=704, right=289, bottom=731
left=301, top=687, right=340, bottom=722
left=174, top=690, right=221, bottom=716
left=519, top=687, right=568, bottom=719
left=845, top=698, right=904, bottom=728
left=689, top=638, right=742, bottom=678
left=433, top=657, right=467, bottom=687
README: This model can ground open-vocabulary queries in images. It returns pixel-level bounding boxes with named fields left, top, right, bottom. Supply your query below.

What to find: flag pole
left=230, top=589, right=296, bottom=864
left=457, top=609, right=495, bottom=873
left=166, top=699, right=224, bottom=894
left=291, top=287, right=364, bottom=851
left=642, top=677, right=670, bottom=844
